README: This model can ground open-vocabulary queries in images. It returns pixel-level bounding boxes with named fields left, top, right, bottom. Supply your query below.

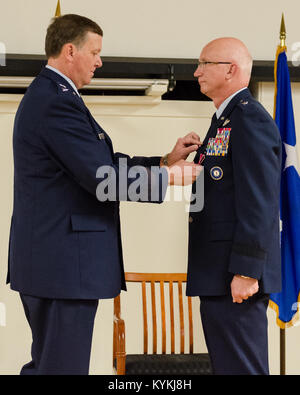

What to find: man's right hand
left=166, top=160, right=203, bottom=186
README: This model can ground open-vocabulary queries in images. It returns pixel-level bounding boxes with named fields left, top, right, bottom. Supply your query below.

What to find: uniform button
left=189, top=216, right=193, bottom=223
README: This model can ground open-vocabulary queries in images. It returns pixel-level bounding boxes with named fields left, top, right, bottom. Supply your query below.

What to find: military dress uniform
left=7, top=67, right=168, bottom=374
left=187, top=88, right=282, bottom=374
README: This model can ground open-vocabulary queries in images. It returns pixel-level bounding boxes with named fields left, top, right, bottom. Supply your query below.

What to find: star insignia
left=284, top=142, right=300, bottom=176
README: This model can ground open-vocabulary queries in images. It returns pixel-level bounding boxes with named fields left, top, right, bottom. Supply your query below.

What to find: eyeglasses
left=197, top=61, right=232, bottom=69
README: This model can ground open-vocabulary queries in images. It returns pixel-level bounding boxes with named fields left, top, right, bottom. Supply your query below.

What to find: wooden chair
left=113, top=272, right=212, bottom=375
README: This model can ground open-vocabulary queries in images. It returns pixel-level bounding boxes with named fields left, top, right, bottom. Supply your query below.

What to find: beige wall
left=0, top=0, right=300, bottom=60
left=0, top=0, right=300, bottom=375
left=0, top=82, right=300, bottom=374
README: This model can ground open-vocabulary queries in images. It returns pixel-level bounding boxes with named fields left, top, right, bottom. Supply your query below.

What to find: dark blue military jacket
left=187, top=88, right=282, bottom=296
left=7, top=67, right=167, bottom=299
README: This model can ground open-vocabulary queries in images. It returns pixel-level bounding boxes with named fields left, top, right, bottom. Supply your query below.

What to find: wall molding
left=0, top=93, right=215, bottom=118
left=1, top=55, right=300, bottom=100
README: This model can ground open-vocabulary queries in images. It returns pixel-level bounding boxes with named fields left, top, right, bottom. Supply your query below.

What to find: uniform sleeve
left=228, top=104, right=281, bottom=279
left=39, top=95, right=168, bottom=202
left=114, top=152, right=162, bottom=168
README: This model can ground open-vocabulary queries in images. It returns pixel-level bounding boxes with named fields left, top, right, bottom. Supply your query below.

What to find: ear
left=225, top=63, right=237, bottom=81
left=62, top=43, right=76, bottom=62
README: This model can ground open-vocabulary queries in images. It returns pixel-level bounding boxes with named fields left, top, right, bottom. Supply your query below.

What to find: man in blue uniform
left=7, top=14, right=201, bottom=375
left=187, top=37, right=282, bottom=374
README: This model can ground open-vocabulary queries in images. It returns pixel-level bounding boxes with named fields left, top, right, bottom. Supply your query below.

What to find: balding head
left=194, top=37, right=253, bottom=107
left=204, top=37, right=252, bottom=83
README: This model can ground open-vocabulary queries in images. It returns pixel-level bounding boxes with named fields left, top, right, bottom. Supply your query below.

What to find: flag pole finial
left=55, top=0, right=61, bottom=18
left=280, top=13, right=286, bottom=48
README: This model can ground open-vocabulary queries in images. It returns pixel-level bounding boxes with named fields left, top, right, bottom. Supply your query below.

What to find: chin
left=199, top=84, right=206, bottom=93
left=80, top=79, right=90, bottom=89
left=200, top=85, right=209, bottom=96
left=86, top=77, right=93, bottom=86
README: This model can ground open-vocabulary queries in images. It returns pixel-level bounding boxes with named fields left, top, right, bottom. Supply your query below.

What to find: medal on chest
left=198, top=127, right=231, bottom=165
left=206, top=128, right=231, bottom=156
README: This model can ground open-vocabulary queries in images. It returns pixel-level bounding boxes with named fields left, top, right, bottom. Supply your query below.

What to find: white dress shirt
left=216, top=87, right=247, bottom=119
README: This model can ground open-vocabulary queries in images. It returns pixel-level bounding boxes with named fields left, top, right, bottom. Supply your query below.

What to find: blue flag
left=269, top=47, right=300, bottom=328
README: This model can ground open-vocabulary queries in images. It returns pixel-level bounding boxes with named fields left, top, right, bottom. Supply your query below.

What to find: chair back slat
left=160, top=281, right=166, bottom=354
left=188, top=296, right=194, bottom=354
left=178, top=281, right=185, bottom=354
left=150, top=281, right=157, bottom=354
left=169, top=281, right=175, bottom=354
left=141, top=281, right=148, bottom=354
left=124, top=273, right=194, bottom=355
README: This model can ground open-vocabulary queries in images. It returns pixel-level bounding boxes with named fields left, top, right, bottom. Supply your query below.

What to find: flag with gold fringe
left=269, top=40, right=300, bottom=328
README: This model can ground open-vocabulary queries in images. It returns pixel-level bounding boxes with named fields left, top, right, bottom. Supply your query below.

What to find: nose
left=96, top=55, right=102, bottom=69
left=194, top=66, right=202, bottom=78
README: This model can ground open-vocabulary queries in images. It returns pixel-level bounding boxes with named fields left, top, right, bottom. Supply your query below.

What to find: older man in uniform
left=187, top=37, right=282, bottom=374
